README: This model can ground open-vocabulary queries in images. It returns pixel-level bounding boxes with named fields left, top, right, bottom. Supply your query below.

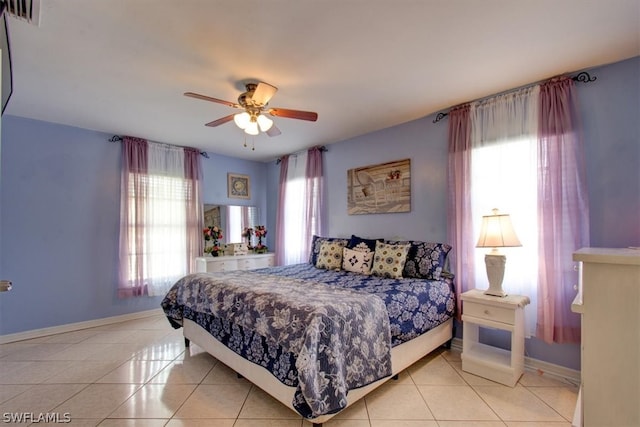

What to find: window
left=118, top=138, right=202, bottom=298
left=124, top=173, right=190, bottom=295
left=471, top=137, right=538, bottom=335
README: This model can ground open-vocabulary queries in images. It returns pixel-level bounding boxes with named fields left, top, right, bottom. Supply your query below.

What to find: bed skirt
left=182, top=316, right=453, bottom=425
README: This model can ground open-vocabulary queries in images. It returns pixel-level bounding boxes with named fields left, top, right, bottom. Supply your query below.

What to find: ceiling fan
left=184, top=81, right=318, bottom=137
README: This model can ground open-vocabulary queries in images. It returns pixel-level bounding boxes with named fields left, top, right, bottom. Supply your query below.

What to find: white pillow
left=342, top=247, right=373, bottom=274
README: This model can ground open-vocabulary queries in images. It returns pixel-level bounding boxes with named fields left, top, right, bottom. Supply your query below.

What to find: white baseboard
left=450, top=337, right=581, bottom=385
left=0, top=308, right=164, bottom=344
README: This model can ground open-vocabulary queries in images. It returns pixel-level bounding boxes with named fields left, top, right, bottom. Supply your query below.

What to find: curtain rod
left=432, top=71, right=597, bottom=124
left=275, top=145, right=328, bottom=164
left=108, top=135, right=210, bottom=158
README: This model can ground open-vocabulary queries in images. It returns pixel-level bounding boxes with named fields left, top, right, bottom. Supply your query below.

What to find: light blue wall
left=0, top=116, right=267, bottom=335
left=1, top=56, right=637, bottom=369
left=266, top=56, right=639, bottom=371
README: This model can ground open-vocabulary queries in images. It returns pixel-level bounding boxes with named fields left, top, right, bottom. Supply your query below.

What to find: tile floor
left=0, top=314, right=579, bottom=426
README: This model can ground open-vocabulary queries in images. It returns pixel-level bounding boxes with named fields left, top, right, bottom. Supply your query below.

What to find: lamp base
left=483, top=253, right=507, bottom=297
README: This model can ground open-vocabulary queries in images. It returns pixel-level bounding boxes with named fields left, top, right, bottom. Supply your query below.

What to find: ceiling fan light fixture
left=257, top=114, right=273, bottom=132
left=245, top=120, right=259, bottom=135
left=234, top=112, right=250, bottom=129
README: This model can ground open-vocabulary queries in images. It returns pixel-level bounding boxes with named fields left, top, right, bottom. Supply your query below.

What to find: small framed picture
left=228, top=173, right=250, bottom=199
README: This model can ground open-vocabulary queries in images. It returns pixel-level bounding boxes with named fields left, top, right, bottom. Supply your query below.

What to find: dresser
left=195, top=253, right=275, bottom=273
left=572, top=247, right=640, bottom=427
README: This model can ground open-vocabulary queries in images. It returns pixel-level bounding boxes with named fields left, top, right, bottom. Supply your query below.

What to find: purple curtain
left=118, top=136, right=149, bottom=297
left=275, top=155, right=289, bottom=266
left=184, top=147, right=204, bottom=274
left=446, top=105, right=475, bottom=317
left=536, top=77, right=590, bottom=343
left=303, top=147, right=325, bottom=262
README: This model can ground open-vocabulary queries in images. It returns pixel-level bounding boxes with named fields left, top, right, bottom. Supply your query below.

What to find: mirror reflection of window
left=227, top=206, right=242, bottom=243
left=203, top=204, right=259, bottom=244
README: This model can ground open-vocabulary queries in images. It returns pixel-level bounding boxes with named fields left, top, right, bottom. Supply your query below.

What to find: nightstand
left=461, top=289, right=530, bottom=387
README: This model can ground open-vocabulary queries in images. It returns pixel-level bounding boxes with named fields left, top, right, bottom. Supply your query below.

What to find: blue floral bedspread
left=253, top=263, right=456, bottom=346
left=161, top=263, right=455, bottom=419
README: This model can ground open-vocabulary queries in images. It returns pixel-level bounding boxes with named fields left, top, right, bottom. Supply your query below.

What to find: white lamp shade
left=234, top=112, right=250, bottom=129
left=256, top=114, right=273, bottom=132
left=476, top=209, right=522, bottom=248
left=244, top=120, right=259, bottom=135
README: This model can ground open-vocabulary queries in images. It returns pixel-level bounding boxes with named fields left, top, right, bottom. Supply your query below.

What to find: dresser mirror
left=203, top=204, right=259, bottom=244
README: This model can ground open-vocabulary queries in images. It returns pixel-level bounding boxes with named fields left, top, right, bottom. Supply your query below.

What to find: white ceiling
left=5, top=0, right=640, bottom=162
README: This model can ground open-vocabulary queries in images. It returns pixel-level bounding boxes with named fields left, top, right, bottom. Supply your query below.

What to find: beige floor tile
left=42, top=343, right=114, bottom=361
left=173, top=383, right=251, bottom=418
left=304, top=420, right=370, bottom=427
left=40, top=329, right=101, bottom=344
left=53, top=383, right=141, bottom=418
left=369, top=421, right=439, bottom=427
left=0, top=384, right=32, bottom=404
left=418, top=385, right=500, bottom=421
left=527, top=386, right=579, bottom=421
left=386, top=370, right=414, bottom=385
left=131, top=339, right=186, bottom=361
left=518, top=370, right=579, bottom=388
left=165, top=419, right=235, bottom=427
left=438, top=422, right=507, bottom=427
left=42, top=419, right=102, bottom=426
left=44, top=360, right=124, bottom=384
left=0, top=383, right=87, bottom=413
left=505, top=423, right=571, bottom=427
left=408, top=355, right=466, bottom=385
left=239, top=419, right=303, bottom=427
left=238, top=386, right=300, bottom=419
left=365, top=384, right=433, bottom=420
left=110, top=383, right=197, bottom=419
left=81, top=330, right=139, bottom=344
left=332, top=397, right=368, bottom=419
left=0, top=360, right=74, bottom=384
left=201, top=361, right=249, bottom=384
left=149, top=358, right=214, bottom=384
left=1, top=343, right=72, bottom=361
left=85, top=343, right=145, bottom=361
left=473, top=385, right=566, bottom=422
left=96, top=361, right=171, bottom=384
left=440, top=348, right=463, bottom=363
left=98, top=419, right=168, bottom=426
left=450, top=361, right=503, bottom=386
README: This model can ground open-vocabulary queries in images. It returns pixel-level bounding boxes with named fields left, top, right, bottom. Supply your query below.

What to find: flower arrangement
left=203, top=226, right=223, bottom=256
left=242, top=227, right=254, bottom=249
left=254, top=225, right=268, bottom=253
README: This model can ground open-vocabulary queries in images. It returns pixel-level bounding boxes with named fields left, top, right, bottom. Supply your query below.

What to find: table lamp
left=476, top=208, right=522, bottom=297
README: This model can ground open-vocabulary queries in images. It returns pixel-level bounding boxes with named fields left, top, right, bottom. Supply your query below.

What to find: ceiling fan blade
left=266, top=123, right=282, bottom=137
left=252, top=82, right=278, bottom=106
left=205, top=114, right=235, bottom=127
left=184, top=92, right=239, bottom=108
left=268, top=108, right=318, bottom=122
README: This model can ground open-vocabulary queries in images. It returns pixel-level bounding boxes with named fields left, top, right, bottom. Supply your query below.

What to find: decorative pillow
left=309, top=235, right=349, bottom=265
left=342, top=247, right=373, bottom=274
left=370, top=241, right=410, bottom=279
left=387, top=240, right=452, bottom=280
left=315, top=240, right=345, bottom=270
left=347, top=234, right=383, bottom=253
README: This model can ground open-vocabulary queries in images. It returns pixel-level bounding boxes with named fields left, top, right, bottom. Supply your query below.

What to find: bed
left=161, top=236, right=456, bottom=425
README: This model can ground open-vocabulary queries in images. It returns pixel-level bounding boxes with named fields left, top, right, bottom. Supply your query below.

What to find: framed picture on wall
left=228, top=173, right=250, bottom=199
left=347, top=158, right=411, bottom=214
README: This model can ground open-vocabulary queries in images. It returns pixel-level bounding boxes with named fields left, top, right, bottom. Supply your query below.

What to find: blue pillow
left=386, top=240, right=452, bottom=280
left=347, top=234, right=383, bottom=253
left=309, top=235, right=349, bottom=265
